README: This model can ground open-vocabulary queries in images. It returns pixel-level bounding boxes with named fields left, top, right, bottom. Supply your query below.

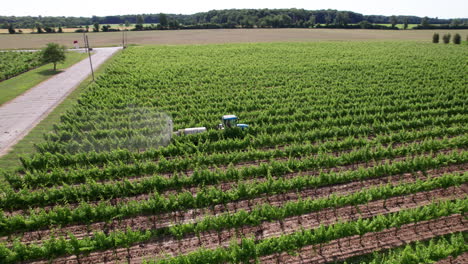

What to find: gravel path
left=0, top=47, right=122, bottom=157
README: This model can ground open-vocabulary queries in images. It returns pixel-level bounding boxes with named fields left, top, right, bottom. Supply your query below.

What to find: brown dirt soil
left=5, top=152, right=466, bottom=218
left=25, top=186, right=466, bottom=263
left=27, top=135, right=448, bottom=188
left=259, top=214, right=467, bottom=264
left=435, top=252, right=468, bottom=264
left=19, top=134, right=412, bottom=190
left=8, top=146, right=465, bottom=218
left=2, top=28, right=468, bottom=50
left=6, top=166, right=465, bottom=245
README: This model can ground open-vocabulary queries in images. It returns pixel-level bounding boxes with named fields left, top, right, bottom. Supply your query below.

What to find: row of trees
left=6, top=23, right=64, bottom=34
left=432, top=33, right=464, bottom=44
left=9, top=16, right=468, bottom=34
left=2, top=9, right=468, bottom=31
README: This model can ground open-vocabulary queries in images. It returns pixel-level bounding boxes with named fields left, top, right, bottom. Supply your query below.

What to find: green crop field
left=0, top=51, right=88, bottom=106
left=0, top=42, right=467, bottom=263
left=0, top=51, right=42, bottom=81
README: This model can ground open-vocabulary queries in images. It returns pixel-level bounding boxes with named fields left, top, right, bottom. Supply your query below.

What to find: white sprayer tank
left=181, top=127, right=207, bottom=135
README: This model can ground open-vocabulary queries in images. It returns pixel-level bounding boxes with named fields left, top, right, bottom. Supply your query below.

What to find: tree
left=41, top=43, right=66, bottom=71
left=134, top=24, right=144, bottom=30
left=124, top=20, right=130, bottom=27
left=325, top=13, right=332, bottom=26
left=432, top=33, right=439, bottom=43
left=334, top=12, right=349, bottom=26
left=85, top=25, right=89, bottom=32
left=8, top=24, right=15, bottom=34
left=421, top=17, right=430, bottom=28
left=136, top=15, right=144, bottom=25
left=101, top=24, right=111, bottom=32
left=359, top=21, right=372, bottom=29
left=168, top=19, right=180, bottom=29
left=442, top=33, right=451, bottom=44
left=390, top=16, right=398, bottom=28
left=58, top=26, right=63, bottom=33
left=44, top=26, right=55, bottom=33
left=159, top=13, right=168, bottom=27
left=453, top=33, right=461, bottom=44
left=135, top=15, right=145, bottom=30
left=306, top=15, right=316, bottom=28
left=403, top=17, right=409, bottom=29
left=93, top=22, right=99, bottom=32
left=36, top=23, right=44, bottom=33
left=450, top=19, right=461, bottom=27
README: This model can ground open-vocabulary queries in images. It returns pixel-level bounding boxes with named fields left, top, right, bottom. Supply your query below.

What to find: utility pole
left=122, top=30, right=125, bottom=48
left=122, top=30, right=127, bottom=48
left=84, top=34, right=95, bottom=81
left=125, top=30, right=128, bottom=48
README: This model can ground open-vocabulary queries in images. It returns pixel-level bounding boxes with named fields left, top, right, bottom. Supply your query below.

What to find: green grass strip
left=0, top=52, right=87, bottom=106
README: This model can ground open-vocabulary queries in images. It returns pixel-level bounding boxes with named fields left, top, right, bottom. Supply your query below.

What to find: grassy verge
left=0, top=49, right=121, bottom=172
left=0, top=51, right=88, bottom=106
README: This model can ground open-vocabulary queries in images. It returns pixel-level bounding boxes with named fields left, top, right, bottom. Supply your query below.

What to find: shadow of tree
left=37, top=69, right=64, bottom=76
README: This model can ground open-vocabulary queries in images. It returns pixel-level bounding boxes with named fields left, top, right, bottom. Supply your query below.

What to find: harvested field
left=1, top=28, right=468, bottom=49
left=0, top=41, right=467, bottom=263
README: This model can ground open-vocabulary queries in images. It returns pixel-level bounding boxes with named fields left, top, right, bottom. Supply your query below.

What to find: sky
left=3, top=0, right=467, bottom=18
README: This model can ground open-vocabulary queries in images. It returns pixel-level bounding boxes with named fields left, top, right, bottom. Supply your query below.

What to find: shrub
left=101, top=25, right=111, bottom=32
left=8, top=24, right=16, bottom=34
left=453, top=34, right=461, bottom=44
left=432, top=33, right=439, bottom=43
left=442, top=33, right=451, bottom=44
left=44, top=27, right=55, bottom=33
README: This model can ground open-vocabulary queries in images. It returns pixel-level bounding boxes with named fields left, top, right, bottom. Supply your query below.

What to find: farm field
left=374, top=23, right=419, bottom=29
left=0, top=51, right=42, bottom=81
left=0, top=41, right=467, bottom=263
left=0, top=51, right=88, bottom=106
left=0, top=28, right=468, bottom=49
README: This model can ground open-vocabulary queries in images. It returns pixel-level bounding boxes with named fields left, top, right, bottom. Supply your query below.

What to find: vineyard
left=0, top=41, right=467, bottom=263
left=0, top=51, right=42, bottom=81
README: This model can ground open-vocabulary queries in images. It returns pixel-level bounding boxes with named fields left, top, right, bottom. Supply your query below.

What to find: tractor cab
left=218, top=115, right=249, bottom=130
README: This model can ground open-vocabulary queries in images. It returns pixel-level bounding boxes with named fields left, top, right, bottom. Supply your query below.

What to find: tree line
left=2, top=9, right=468, bottom=32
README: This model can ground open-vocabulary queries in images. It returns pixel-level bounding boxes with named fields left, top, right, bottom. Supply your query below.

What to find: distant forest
left=2, top=9, right=467, bottom=30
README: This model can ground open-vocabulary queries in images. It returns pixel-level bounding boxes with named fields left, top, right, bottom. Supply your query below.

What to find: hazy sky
left=3, top=0, right=467, bottom=18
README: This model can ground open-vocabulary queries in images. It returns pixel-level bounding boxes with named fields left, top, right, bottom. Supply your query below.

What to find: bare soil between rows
left=8, top=167, right=466, bottom=245
left=435, top=252, right=468, bottom=264
left=26, top=186, right=466, bottom=263
left=9, top=161, right=468, bottom=240
left=259, top=214, right=467, bottom=264
left=7, top=148, right=465, bottom=217
left=25, top=136, right=447, bottom=190
left=29, top=136, right=446, bottom=189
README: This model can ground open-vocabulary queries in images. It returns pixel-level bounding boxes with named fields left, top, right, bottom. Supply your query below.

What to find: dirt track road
left=0, top=47, right=121, bottom=157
